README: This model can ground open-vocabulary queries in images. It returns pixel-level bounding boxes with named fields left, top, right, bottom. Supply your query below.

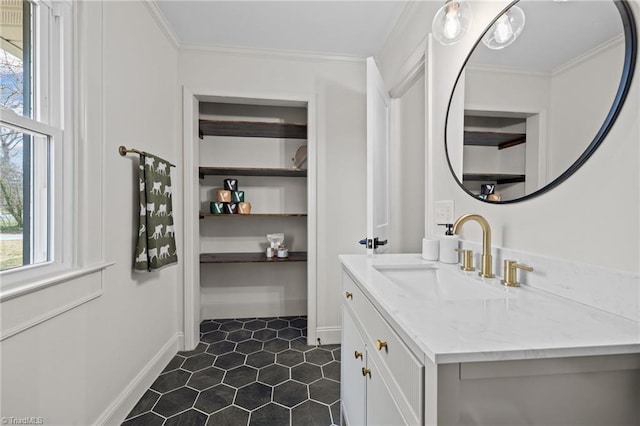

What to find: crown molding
left=466, top=63, right=550, bottom=78
left=552, top=34, right=624, bottom=77
left=144, top=0, right=180, bottom=49
left=179, top=43, right=366, bottom=65
left=467, top=34, right=625, bottom=79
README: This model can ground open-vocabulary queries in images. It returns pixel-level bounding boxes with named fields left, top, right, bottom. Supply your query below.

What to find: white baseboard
left=95, top=332, right=182, bottom=425
left=316, top=326, right=341, bottom=345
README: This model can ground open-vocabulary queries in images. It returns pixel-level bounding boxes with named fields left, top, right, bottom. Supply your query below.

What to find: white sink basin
left=374, top=264, right=513, bottom=301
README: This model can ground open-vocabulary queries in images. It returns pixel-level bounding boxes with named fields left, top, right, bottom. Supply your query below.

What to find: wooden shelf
left=463, top=173, right=526, bottom=185
left=200, top=252, right=307, bottom=264
left=200, top=212, right=307, bottom=219
left=464, top=131, right=526, bottom=150
left=199, top=120, right=307, bottom=139
left=199, top=167, right=306, bottom=178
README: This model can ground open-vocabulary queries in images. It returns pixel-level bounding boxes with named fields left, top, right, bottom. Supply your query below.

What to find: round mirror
left=445, top=0, right=637, bottom=203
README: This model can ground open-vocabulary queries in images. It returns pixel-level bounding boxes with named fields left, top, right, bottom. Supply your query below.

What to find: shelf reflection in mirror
left=445, top=0, right=637, bottom=203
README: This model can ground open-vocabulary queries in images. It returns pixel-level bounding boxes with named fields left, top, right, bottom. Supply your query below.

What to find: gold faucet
left=452, top=214, right=495, bottom=278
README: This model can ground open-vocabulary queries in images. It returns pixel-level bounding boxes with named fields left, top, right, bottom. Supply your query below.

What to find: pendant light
left=432, top=0, right=472, bottom=45
left=482, top=6, right=525, bottom=50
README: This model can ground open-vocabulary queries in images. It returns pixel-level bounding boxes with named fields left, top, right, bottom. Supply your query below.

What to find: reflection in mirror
left=445, top=0, right=636, bottom=203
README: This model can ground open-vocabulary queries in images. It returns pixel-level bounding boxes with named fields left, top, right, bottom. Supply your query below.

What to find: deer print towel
left=134, top=153, right=177, bottom=272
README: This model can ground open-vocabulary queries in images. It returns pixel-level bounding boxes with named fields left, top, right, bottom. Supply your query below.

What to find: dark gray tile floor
left=123, top=316, right=341, bottom=426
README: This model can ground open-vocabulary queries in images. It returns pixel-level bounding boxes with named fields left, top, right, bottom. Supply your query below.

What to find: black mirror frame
left=444, top=0, right=637, bottom=204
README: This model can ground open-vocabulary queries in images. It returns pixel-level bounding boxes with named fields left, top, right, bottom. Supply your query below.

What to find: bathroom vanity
left=340, top=254, right=640, bottom=425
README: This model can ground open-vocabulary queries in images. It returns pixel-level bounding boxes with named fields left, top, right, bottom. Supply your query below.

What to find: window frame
left=0, top=0, right=74, bottom=293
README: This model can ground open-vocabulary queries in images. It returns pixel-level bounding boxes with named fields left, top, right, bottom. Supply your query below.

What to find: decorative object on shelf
left=210, top=202, right=224, bottom=214
left=216, top=190, right=231, bottom=202
left=479, top=183, right=502, bottom=201
left=209, top=178, right=251, bottom=215
left=232, top=190, right=245, bottom=202
left=482, top=5, right=525, bottom=50
left=238, top=202, right=252, bottom=215
left=224, top=178, right=238, bottom=191
left=432, top=0, right=472, bottom=45
left=292, top=145, right=308, bottom=170
left=266, top=247, right=275, bottom=258
left=134, top=152, right=178, bottom=272
left=267, top=233, right=284, bottom=251
left=277, top=245, right=289, bottom=259
left=224, top=202, right=238, bottom=214
left=481, top=184, right=495, bottom=195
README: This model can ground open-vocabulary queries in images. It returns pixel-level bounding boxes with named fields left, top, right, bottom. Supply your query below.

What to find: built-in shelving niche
left=198, top=102, right=309, bottom=320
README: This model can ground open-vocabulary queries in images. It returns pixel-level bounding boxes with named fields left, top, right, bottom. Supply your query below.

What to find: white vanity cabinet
left=340, top=254, right=640, bottom=425
left=341, top=270, right=423, bottom=426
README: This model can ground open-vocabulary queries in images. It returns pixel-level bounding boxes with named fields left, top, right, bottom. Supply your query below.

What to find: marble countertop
left=340, top=254, right=640, bottom=364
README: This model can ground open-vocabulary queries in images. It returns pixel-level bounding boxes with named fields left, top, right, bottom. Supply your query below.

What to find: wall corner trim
left=378, top=0, right=426, bottom=61
left=143, top=0, right=181, bottom=49
left=95, top=332, right=181, bottom=425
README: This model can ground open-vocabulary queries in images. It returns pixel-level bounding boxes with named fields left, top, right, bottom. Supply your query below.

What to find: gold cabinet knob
left=361, top=367, right=371, bottom=377
left=345, top=291, right=353, bottom=299
left=375, top=339, right=388, bottom=351
left=354, top=351, right=363, bottom=360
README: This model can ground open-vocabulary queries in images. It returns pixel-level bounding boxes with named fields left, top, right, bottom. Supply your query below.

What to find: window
left=0, top=0, right=72, bottom=288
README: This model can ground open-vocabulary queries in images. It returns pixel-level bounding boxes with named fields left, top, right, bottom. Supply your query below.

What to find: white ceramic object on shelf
left=292, top=145, right=307, bottom=170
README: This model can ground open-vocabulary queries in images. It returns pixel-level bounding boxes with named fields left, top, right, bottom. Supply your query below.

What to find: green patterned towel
left=134, top=153, right=177, bottom=271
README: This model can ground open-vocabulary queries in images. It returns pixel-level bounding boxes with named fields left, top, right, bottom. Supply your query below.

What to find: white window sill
left=0, top=262, right=115, bottom=303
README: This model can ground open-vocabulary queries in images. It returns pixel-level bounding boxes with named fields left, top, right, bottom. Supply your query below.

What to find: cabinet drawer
left=342, top=270, right=424, bottom=424
left=342, top=270, right=370, bottom=319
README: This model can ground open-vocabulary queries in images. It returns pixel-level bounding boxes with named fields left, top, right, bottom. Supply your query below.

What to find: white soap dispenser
left=438, top=224, right=459, bottom=264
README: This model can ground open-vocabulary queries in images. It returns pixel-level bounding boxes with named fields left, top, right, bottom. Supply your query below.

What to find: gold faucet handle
left=455, top=248, right=475, bottom=271
left=501, top=259, right=534, bottom=287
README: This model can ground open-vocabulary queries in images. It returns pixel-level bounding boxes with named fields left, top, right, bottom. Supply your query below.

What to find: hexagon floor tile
left=123, top=316, right=341, bottom=426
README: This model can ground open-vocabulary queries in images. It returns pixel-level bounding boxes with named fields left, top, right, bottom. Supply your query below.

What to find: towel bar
left=118, top=145, right=176, bottom=167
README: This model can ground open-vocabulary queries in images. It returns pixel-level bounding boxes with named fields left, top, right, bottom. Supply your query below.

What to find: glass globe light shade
left=482, top=6, right=526, bottom=50
left=432, top=1, right=473, bottom=45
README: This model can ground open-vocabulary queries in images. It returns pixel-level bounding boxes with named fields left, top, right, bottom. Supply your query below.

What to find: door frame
left=181, top=87, right=318, bottom=350
left=386, top=37, right=433, bottom=241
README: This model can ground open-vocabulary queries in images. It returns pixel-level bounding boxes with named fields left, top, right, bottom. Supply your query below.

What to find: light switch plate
left=435, top=200, right=454, bottom=224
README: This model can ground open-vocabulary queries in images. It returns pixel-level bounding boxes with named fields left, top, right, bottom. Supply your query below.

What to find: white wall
left=178, top=48, right=367, bottom=339
left=548, top=37, right=625, bottom=177
left=0, top=2, right=181, bottom=424
left=378, top=0, right=639, bottom=274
